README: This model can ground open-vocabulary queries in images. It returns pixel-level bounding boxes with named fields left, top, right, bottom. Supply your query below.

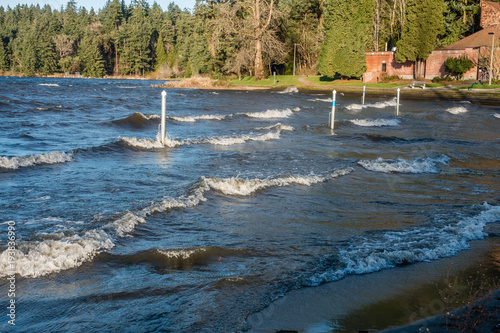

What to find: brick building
left=363, top=0, right=500, bottom=83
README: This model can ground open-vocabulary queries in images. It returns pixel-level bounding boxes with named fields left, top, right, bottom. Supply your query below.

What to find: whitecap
left=446, top=106, right=468, bottom=114
left=0, top=151, right=74, bottom=170
left=350, top=118, right=400, bottom=127
left=168, top=114, right=228, bottom=122
left=38, top=83, right=59, bottom=87
left=345, top=98, right=397, bottom=111
left=306, top=203, right=500, bottom=286
left=358, top=155, right=450, bottom=174
left=0, top=229, right=114, bottom=278
left=244, top=108, right=297, bottom=119
left=277, top=87, right=299, bottom=94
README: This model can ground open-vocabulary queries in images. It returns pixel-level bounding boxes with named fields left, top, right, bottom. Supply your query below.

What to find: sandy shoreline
left=247, top=236, right=499, bottom=333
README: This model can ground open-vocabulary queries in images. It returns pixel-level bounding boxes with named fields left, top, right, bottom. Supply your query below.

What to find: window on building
left=381, top=63, right=387, bottom=72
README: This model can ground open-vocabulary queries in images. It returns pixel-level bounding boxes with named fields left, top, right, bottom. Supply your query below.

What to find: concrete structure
left=363, top=0, right=500, bottom=83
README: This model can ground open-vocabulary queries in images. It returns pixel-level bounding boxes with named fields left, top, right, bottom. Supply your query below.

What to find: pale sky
left=0, top=0, right=197, bottom=12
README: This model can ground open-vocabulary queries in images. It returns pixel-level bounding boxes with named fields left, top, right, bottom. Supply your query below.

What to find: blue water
left=0, top=77, right=499, bottom=332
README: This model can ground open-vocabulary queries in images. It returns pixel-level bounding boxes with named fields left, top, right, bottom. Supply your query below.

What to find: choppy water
left=0, top=77, right=499, bottom=332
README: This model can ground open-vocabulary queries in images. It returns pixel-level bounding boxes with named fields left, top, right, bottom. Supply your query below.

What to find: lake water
left=0, top=77, right=499, bottom=332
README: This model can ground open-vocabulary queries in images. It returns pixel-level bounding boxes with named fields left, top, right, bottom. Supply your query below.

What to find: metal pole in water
left=161, top=90, right=166, bottom=145
left=396, top=88, right=400, bottom=116
left=330, top=90, right=336, bottom=130
left=362, top=86, right=366, bottom=105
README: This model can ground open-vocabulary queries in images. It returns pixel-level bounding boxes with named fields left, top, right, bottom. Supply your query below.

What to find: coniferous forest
left=0, top=0, right=488, bottom=79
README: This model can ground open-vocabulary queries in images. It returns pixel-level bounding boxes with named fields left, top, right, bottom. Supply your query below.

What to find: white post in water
left=160, top=90, right=166, bottom=145
left=362, top=86, right=366, bottom=105
left=330, top=90, right=336, bottom=130
left=396, top=88, right=400, bottom=116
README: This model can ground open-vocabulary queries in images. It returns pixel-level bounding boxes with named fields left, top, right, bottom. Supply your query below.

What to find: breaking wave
left=111, top=112, right=159, bottom=127
left=0, top=151, right=74, bottom=170
left=38, top=83, right=59, bottom=87
left=345, top=98, right=397, bottom=111
left=358, top=155, right=450, bottom=174
left=277, top=87, right=299, bottom=94
left=305, top=203, right=500, bottom=286
left=243, top=107, right=300, bottom=119
left=120, top=124, right=294, bottom=149
left=0, top=168, right=353, bottom=278
left=350, top=118, right=401, bottom=127
left=0, top=229, right=114, bottom=278
left=168, top=114, right=227, bottom=122
left=446, top=106, right=468, bottom=114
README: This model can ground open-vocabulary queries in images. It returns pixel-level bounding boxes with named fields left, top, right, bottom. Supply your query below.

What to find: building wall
left=364, top=52, right=413, bottom=82
left=363, top=47, right=500, bottom=82
left=363, top=49, right=485, bottom=82
left=481, top=1, right=500, bottom=28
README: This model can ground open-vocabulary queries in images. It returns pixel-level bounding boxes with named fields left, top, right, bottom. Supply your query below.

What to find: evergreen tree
left=119, top=1, right=153, bottom=75
left=79, top=23, right=106, bottom=77
left=395, top=0, right=446, bottom=78
left=155, top=33, right=168, bottom=69
left=318, top=0, right=374, bottom=78
left=0, top=40, right=8, bottom=71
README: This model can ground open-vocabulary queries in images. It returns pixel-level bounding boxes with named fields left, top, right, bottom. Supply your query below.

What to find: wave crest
left=0, top=151, right=74, bottom=170
left=358, top=155, right=450, bottom=174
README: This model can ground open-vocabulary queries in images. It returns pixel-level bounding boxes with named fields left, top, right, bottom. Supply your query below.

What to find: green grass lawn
left=454, top=84, right=500, bottom=90
left=230, top=75, right=302, bottom=87
left=304, top=76, right=407, bottom=88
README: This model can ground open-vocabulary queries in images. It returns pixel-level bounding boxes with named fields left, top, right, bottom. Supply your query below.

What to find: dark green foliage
left=0, top=0, right=486, bottom=79
left=79, top=25, right=106, bottom=77
left=438, top=0, right=480, bottom=48
left=444, top=55, right=475, bottom=79
left=318, top=0, right=374, bottom=78
left=155, top=34, right=168, bottom=69
left=0, top=40, right=8, bottom=71
left=395, top=0, right=446, bottom=63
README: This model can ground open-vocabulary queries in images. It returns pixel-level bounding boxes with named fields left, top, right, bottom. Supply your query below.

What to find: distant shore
left=3, top=73, right=500, bottom=103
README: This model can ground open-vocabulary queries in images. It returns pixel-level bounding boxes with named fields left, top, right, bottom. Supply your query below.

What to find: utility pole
left=293, top=43, right=300, bottom=76
left=489, top=32, right=495, bottom=86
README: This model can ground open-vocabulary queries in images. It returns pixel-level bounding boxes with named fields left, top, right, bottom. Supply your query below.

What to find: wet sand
left=247, top=235, right=499, bottom=333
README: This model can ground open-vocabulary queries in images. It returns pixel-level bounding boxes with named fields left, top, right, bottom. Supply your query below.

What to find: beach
left=0, top=76, right=498, bottom=332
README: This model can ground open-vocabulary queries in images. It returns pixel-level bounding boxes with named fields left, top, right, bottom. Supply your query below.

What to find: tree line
left=0, top=0, right=485, bottom=79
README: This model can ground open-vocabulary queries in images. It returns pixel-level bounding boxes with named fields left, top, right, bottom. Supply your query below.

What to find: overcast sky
left=1, top=0, right=197, bottom=12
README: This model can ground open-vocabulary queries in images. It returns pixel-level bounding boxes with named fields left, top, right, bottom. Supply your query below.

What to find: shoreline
left=247, top=237, right=499, bottom=333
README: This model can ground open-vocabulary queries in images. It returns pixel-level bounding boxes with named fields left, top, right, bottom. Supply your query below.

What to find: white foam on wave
left=168, top=114, right=228, bottom=122
left=120, top=123, right=291, bottom=149
left=493, top=113, right=500, bottom=119
left=446, top=106, right=468, bottom=114
left=257, top=123, right=295, bottom=131
left=0, top=168, right=353, bottom=278
left=0, top=151, right=74, bottom=170
left=277, top=87, right=299, bottom=94
left=105, top=212, right=146, bottom=237
left=306, top=203, right=500, bottom=286
left=350, top=118, right=400, bottom=127
left=244, top=107, right=299, bottom=119
left=38, top=83, right=59, bottom=87
left=345, top=98, right=397, bottom=111
left=0, top=229, right=114, bottom=278
left=308, top=98, right=333, bottom=103
left=36, top=105, right=62, bottom=111
left=358, top=155, right=450, bottom=174
left=119, top=135, right=185, bottom=149
left=203, top=168, right=353, bottom=196
left=158, top=248, right=206, bottom=259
